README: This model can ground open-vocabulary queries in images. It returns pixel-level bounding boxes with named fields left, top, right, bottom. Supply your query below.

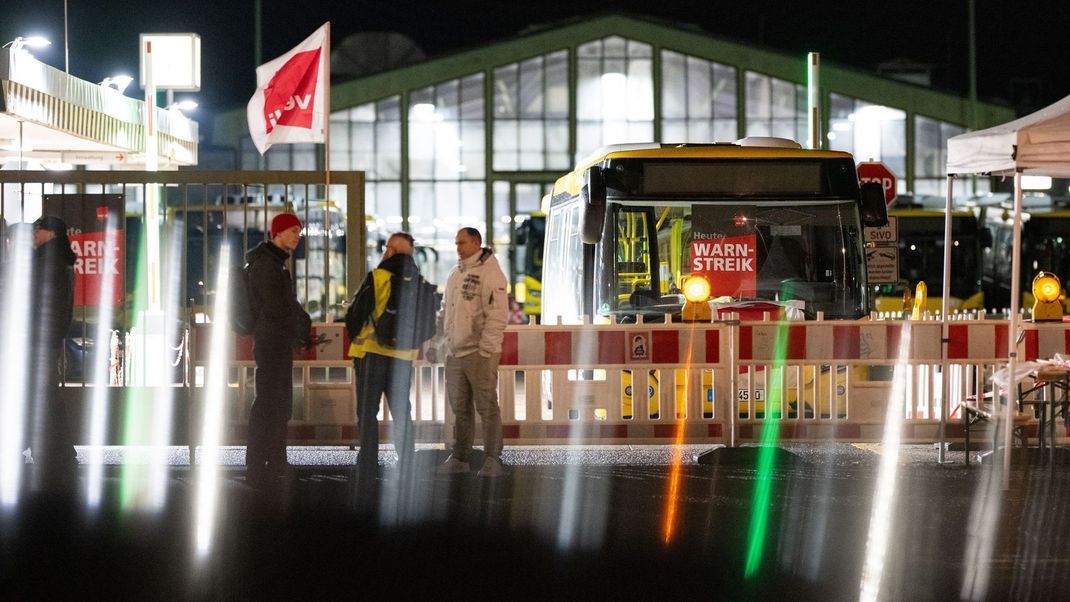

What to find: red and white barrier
left=184, top=317, right=1070, bottom=445
left=191, top=322, right=348, bottom=363
left=501, top=325, right=726, bottom=368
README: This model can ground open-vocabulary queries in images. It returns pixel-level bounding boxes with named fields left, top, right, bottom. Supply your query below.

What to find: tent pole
left=1004, top=171, right=1023, bottom=490
left=939, top=175, right=955, bottom=463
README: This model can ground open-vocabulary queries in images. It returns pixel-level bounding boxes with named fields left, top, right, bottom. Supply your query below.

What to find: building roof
left=0, top=48, right=198, bottom=168
left=214, top=12, right=1014, bottom=147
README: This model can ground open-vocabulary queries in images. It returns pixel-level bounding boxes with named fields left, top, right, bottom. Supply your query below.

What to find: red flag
left=247, top=23, right=329, bottom=154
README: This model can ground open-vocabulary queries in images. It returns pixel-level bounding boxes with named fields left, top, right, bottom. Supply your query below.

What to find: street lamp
left=3, top=36, right=51, bottom=50
left=100, top=75, right=134, bottom=93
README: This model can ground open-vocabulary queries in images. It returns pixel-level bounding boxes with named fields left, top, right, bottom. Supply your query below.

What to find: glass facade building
left=220, top=15, right=1012, bottom=289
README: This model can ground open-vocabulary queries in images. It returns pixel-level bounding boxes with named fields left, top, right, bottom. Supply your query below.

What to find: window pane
left=519, top=57, right=544, bottom=118
left=494, top=64, right=519, bottom=119
left=661, top=51, right=686, bottom=119
left=545, top=51, right=569, bottom=118
left=686, top=56, right=711, bottom=119
left=460, top=74, right=484, bottom=120
left=492, top=51, right=570, bottom=172
left=576, top=37, right=654, bottom=161
left=712, top=63, right=736, bottom=119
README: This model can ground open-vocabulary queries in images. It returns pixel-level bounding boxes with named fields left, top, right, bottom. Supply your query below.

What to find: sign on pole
left=864, top=215, right=898, bottom=244
left=857, top=161, right=898, bottom=205
left=139, top=33, right=201, bottom=91
left=865, top=246, right=899, bottom=285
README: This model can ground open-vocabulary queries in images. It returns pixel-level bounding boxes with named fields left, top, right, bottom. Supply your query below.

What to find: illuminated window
left=493, top=51, right=570, bottom=171
left=661, top=50, right=738, bottom=143
left=408, top=75, right=487, bottom=286
left=829, top=94, right=906, bottom=193
left=576, top=36, right=654, bottom=162
left=744, top=71, right=806, bottom=143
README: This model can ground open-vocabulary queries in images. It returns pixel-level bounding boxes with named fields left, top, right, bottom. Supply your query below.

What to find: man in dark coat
left=28, top=215, right=78, bottom=490
left=345, top=232, right=421, bottom=484
left=245, top=212, right=311, bottom=487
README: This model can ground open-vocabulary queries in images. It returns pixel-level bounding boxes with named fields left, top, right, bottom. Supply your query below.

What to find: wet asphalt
left=3, top=443, right=1070, bottom=600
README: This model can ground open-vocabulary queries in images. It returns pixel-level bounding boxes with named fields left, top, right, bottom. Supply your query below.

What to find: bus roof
left=553, top=142, right=855, bottom=198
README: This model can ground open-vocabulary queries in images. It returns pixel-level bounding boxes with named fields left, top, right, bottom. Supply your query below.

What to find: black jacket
left=246, top=241, right=311, bottom=346
left=31, top=236, right=77, bottom=351
left=345, top=252, right=419, bottom=339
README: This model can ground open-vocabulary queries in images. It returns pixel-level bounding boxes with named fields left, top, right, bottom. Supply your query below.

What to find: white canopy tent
left=944, top=93, right=1070, bottom=481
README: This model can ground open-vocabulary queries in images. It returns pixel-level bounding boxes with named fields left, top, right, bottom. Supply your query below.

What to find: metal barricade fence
left=186, top=314, right=1070, bottom=447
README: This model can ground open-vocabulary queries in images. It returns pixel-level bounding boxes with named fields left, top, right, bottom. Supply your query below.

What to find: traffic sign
left=857, top=161, right=897, bottom=205
left=865, top=245, right=899, bottom=284
left=864, top=215, right=898, bottom=244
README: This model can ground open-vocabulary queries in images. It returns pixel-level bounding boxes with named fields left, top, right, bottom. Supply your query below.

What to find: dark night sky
left=3, top=0, right=1068, bottom=133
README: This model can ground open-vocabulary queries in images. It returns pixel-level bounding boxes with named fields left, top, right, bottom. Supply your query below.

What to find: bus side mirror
left=580, top=166, right=606, bottom=244
left=980, top=228, right=993, bottom=248
left=859, top=182, right=889, bottom=227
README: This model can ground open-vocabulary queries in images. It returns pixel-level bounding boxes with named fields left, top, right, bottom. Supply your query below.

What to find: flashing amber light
left=681, top=275, right=712, bottom=322
left=683, top=274, right=712, bottom=303
left=911, top=281, right=927, bottom=320
left=1032, top=271, right=1063, bottom=322
left=1033, top=272, right=1061, bottom=303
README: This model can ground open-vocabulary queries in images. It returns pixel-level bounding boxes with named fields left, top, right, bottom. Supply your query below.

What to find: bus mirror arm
left=580, top=166, right=607, bottom=244
left=859, top=182, right=889, bottom=227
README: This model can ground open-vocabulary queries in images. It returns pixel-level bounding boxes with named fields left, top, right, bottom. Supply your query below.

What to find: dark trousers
left=27, top=347, right=77, bottom=490
left=247, top=342, right=293, bottom=473
left=354, top=353, right=414, bottom=477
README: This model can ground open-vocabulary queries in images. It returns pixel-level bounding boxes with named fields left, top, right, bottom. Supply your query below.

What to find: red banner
left=691, top=234, right=757, bottom=297
left=43, top=194, right=124, bottom=306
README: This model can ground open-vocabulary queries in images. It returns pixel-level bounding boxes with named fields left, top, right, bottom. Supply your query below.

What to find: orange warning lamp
left=902, top=286, right=914, bottom=316
left=1032, top=271, right=1063, bottom=322
left=681, top=275, right=712, bottom=322
left=910, top=281, right=927, bottom=320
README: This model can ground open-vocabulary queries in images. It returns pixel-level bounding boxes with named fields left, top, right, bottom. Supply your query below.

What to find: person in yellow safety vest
left=345, top=232, right=421, bottom=486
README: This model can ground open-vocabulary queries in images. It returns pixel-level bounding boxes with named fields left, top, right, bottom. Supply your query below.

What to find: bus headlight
left=1032, top=271, right=1063, bottom=321
left=681, top=275, right=712, bottom=322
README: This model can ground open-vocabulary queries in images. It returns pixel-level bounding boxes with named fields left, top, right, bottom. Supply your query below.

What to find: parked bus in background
left=541, top=139, right=887, bottom=324
left=538, top=139, right=887, bottom=421
left=978, top=194, right=1070, bottom=313
left=512, top=211, right=545, bottom=319
left=872, top=195, right=986, bottom=314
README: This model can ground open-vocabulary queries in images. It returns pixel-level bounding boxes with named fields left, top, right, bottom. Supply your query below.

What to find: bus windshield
left=895, top=215, right=980, bottom=300
left=1024, top=219, right=1070, bottom=285
left=597, top=199, right=867, bottom=319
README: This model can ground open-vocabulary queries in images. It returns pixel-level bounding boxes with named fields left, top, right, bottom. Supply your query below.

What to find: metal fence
left=0, top=169, right=364, bottom=383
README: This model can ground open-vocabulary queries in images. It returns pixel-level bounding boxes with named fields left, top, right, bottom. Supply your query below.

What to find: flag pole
left=323, top=21, right=332, bottom=321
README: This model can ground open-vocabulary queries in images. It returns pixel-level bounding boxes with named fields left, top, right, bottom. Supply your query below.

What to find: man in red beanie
left=244, top=211, right=311, bottom=487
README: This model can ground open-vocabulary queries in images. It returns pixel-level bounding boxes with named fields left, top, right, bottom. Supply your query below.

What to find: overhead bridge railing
left=189, top=314, right=1070, bottom=447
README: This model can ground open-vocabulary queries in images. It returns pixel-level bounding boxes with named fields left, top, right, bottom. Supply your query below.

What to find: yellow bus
left=540, top=139, right=888, bottom=420
left=541, top=140, right=887, bottom=323
left=512, top=212, right=545, bottom=318
left=873, top=196, right=986, bottom=313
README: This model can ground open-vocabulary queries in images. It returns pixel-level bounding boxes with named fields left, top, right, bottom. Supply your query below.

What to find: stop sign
left=857, top=161, right=897, bottom=205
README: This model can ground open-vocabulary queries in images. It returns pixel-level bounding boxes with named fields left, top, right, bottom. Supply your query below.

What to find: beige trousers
left=445, top=352, right=502, bottom=460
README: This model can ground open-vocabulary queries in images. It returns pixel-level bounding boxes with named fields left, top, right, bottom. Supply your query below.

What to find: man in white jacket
left=431, top=227, right=509, bottom=478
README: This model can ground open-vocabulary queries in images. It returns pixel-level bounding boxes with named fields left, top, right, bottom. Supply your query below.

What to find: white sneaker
left=477, top=456, right=504, bottom=478
left=436, top=455, right=470, bottom=475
